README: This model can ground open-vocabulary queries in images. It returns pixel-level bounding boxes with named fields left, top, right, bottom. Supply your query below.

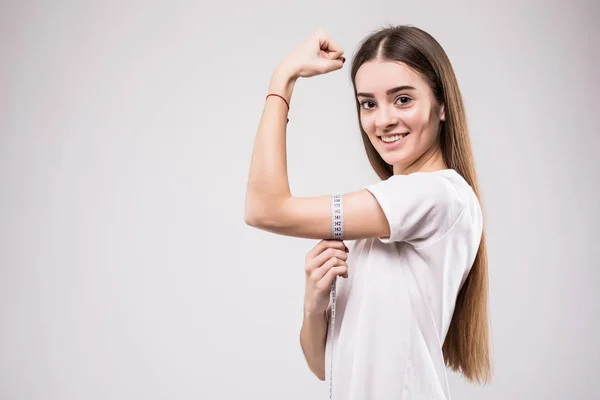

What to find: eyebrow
left=356, top=85, right=417, bottom=98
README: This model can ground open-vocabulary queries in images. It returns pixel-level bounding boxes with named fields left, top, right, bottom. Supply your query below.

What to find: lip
left=378, top=132, right=410, bottom=148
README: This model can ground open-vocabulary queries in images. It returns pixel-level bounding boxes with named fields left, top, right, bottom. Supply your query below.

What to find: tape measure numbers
left=329, top=193, right=343, bottom=400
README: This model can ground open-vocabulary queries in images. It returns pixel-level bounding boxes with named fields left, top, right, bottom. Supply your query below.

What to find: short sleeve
left=365, top=173, right=465, bottom=246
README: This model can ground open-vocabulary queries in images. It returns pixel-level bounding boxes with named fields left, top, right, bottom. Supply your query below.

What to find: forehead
left=355, top=60, right=426, bottom=93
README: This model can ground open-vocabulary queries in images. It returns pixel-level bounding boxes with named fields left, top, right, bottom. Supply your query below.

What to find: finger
left=315, top=247, right=348, bottom=267
left=305, top=239, right=346, bottom=263
left=311, top=256, right=348, bottom=283
left=319, top=48, right=344, bottom=61
left=305, top=247, right=348, bottom=274
left=305, top=244, right=348, bottom=273
left=305, top=249, right=346, bottom=277
left=317, top=264, right=348, bottom=290
left=315, top=56, right=345, bottom=74
left=315, top=30, right=344, bottom=58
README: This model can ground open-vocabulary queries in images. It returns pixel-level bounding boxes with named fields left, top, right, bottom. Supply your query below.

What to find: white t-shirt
left=324, top=169, right=483, bottom=400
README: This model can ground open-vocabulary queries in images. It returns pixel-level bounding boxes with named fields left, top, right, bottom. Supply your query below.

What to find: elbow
left=312, top=364, right=325, bottom=381
left=244, top=198, right=269, bottom=227
left=244, top=208, right=271, bottom=229
left=244, top=200, right=285, bottom=230
left=244, top=204, right=266, bottom=227
left=309, top=357, right=326, bottom=381
left=244, top=211, right=256, bottom=227
left=244, top=192, right=267, bottom=228
left=306, top=364, right=326, bottom=381
left=244, top=195, right=262, bottom=227
left=244, top=212, right=261, bottom=228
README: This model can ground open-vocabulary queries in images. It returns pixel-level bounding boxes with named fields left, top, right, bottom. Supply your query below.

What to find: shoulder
left=411, top=170, right=482, bottom=249
left=365, top=170, right=469, bottom=246
left=368, top=169, right=462, bottom=201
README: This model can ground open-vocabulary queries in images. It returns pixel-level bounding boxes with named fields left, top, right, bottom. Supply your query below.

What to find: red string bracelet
left=266, top=93, right=290, bottom=123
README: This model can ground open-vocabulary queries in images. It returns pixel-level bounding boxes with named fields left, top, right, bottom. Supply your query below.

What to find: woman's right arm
left=299, top=240, right=349, bottom=381
left=300, top=309, right=329, bottom=380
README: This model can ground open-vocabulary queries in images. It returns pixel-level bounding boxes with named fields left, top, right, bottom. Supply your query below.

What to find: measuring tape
left=329, top=279, right=337, bottom=400
left=329, top=193, right=343, bottom=400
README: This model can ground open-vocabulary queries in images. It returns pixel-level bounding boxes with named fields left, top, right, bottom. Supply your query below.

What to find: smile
left=378, top=132, right=410, bottom=147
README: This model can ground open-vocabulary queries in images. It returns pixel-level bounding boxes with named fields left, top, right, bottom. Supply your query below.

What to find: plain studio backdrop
left=1, top=0, right=599, bottom=399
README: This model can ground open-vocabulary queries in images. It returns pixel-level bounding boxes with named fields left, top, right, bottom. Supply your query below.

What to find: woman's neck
left=393, top=145, right=447, bottom=175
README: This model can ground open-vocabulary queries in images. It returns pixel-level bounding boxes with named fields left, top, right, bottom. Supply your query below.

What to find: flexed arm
left=244, top=30, right=391, bottom=241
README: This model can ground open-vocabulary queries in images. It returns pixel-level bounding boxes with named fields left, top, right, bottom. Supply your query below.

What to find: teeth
left=381, top=134, right=406, bottom=143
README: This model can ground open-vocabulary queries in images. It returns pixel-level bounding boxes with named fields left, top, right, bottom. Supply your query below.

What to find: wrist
left=269, top=66, right=297, bottom=103
left=303, top=305, right=327, bottom=320
left=273, top=63, right=298, bottom=82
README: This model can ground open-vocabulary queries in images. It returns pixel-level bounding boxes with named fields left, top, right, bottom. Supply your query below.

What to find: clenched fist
left=278, top=29, right=346, bottom=80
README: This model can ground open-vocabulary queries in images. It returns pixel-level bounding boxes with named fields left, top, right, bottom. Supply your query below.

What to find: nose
left=374, top=104, right=398, bottom=131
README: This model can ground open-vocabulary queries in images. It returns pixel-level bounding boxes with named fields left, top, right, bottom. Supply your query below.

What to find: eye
left=360, top=100, right=376, bottom=110
left=396, top=96, right=412, bottom=106
left=359, top=96, right=412, bottom=110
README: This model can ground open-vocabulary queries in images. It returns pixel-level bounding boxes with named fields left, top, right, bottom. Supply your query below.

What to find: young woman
left=244, top=25, right=491, bottom=399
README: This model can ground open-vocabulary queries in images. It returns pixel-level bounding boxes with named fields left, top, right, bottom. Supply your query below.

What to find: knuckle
left=309, top=272, right=319, bottom=284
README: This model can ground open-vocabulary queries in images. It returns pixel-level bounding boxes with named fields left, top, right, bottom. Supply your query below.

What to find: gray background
left=1, top=0, right=599, bottom=399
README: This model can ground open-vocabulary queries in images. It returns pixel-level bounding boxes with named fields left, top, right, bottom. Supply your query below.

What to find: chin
left=382, top=155, right=409, bottom=167
left=378, top=147, right=411, bottom=164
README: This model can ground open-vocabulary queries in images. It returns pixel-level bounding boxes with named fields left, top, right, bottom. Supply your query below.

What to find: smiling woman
left=244, top=25, right=490, bottom=400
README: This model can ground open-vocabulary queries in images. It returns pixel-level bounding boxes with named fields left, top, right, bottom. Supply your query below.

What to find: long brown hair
left=349, top=24, right=492, bottom=384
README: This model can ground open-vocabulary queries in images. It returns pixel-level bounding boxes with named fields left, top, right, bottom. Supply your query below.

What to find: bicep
left=251, top=189, right=391, bottom=240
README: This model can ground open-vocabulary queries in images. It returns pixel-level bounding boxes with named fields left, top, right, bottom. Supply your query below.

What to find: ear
left=439, top=104, right=446, bottom=121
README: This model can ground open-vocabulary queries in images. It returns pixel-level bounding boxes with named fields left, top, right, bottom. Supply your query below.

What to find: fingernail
left=341, top=57, right=346, bottom=63
left=345, top=246, right=349, bottom=253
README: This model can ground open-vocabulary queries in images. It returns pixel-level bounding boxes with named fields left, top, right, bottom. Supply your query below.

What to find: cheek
left=359, top=114, right=373, bottom=132
left=406, top=108, right=436, bottom=136
left=402, top=109, right=425, bottom=133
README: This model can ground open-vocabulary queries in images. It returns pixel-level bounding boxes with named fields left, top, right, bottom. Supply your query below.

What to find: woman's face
left=355, top=59, right=445, bottom=173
